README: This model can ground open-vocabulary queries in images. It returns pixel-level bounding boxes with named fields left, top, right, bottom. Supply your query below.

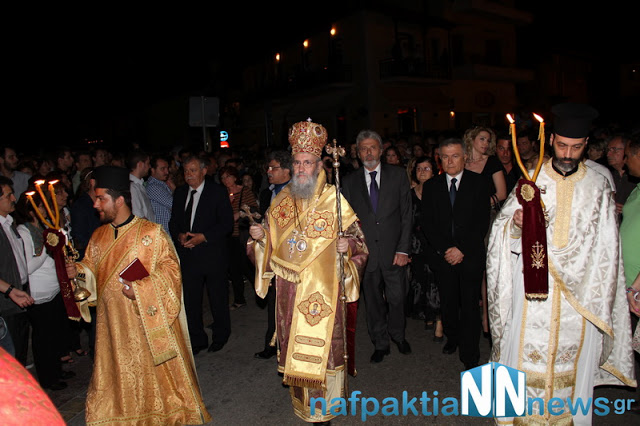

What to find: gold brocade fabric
left=265, top=169, right=358, bottom=389
left=487, top=161, right=637, bottom=424
left=79, top=217, right=211, bottom=426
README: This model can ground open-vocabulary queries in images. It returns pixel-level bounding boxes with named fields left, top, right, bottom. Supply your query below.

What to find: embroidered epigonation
left=297, top=292, right=333, bottom=326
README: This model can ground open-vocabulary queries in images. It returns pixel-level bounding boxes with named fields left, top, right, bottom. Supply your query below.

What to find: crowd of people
left=0, top=102, right=639, bottom=424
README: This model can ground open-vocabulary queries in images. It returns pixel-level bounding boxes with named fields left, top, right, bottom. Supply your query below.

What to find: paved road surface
left=43, top=283, right=639, bottom=425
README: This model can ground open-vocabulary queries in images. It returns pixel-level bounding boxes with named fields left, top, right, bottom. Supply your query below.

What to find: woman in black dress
left=408, top=156, right=443, bottom=342
left=463, top=126, right=507, bottom=340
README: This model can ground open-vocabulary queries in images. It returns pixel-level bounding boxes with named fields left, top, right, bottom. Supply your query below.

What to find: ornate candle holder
left=26, top=180, right=91, bottom=308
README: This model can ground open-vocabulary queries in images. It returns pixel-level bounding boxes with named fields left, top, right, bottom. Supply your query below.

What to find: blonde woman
left=463, top=126, right=506, bottom=340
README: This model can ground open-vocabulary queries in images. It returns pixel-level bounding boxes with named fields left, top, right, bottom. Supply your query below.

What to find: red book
left=119, top=258, right=150, bottom=282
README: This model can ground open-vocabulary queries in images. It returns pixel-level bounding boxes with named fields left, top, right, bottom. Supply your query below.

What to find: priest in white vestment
left=487, top=103, right=636, bottom=425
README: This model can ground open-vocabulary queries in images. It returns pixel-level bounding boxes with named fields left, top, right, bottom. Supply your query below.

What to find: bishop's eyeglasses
left=292, top=160, right=318, bottom=168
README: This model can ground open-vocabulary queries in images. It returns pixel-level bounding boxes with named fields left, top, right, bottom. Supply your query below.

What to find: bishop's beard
left=290, top=169, right=319, bottom=200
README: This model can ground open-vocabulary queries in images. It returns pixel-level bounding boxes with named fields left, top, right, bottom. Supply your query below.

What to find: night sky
left=11, top=3, right=637, bottom=151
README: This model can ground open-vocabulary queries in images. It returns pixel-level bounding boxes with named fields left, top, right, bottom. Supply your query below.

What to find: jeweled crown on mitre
left=288, top=118, right=328, bottom=158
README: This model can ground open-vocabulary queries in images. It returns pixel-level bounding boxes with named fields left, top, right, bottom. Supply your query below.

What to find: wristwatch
left=4, top=285, right=14, bottom=298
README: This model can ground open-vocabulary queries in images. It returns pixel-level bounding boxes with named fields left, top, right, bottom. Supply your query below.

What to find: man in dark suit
left=421, top=138, right=490, bottom=370
left=0, top=176, right=34, bottom=361
left=253, top=150, right=291, bottom=360
left=342, top=129, right=413, bottom=363
left=169, top=155, right=233, bottom=354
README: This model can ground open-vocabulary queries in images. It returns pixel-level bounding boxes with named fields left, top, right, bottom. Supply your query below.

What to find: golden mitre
left=288, top=118, right=328, bottom=158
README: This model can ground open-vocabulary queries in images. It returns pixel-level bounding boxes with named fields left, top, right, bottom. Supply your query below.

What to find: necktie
left=449, top=177, right=457, bottom=206
left=184, top=189, right=197, bottom=232
left=369, top=171, right=379, bottom=213
left=449, top=177, right=457, bottom=238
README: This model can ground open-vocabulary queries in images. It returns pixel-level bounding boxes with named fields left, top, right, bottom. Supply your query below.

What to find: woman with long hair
left=15, top=190, right=75, bottom=391
left=408, top=156, right=443, bottom=342
left=220, top=165, right=258, bottom=309
left=462, top=125, right=506, bottom=340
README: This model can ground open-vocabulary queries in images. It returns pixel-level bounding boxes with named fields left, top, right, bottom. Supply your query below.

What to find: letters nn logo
left=460, top=362, right=526, bottom=418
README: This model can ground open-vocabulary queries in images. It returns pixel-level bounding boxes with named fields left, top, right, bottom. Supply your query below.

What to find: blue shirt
left=146, top=176, right=173, bottom=233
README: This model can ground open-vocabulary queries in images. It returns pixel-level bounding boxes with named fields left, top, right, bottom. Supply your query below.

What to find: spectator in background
left=0, top=176, right=32, bottom=364
left=383, top=145, right=403, bottom=166
left=71, top=151, right=93, bottom=196
left=622, top=136, right=640, bottom=340
left=495, top=132, right=521, bottom=196
left=0, top=146, right=31, bottom=199
left=90, top=148, right=109, bottom=168
left=408, top=156, right=442, bottom=342
left=516, top=128, right=547, bottom=172
left=70, top=168, right=100, bottom=259
left=126, top=150, right=156, bottom=222
left=169, top=156, right=233, bottom=354
left=15, top=191, right=75, bottom=391
left=220, top=165, right=258, bottom=310
left=463, top=126, right=507, bottom=340
left=146, top=155, right=174, bottom=234
left=421, top=138, right=490, bottom=370
left=253, top=150, right=291, bottom=360
left=35, top=157, right=54, bottom=177
left=54, top=147, right=74, bottom=188
left=607, top=134, right=636, bottom=220
left=342, top=129, right=413, bottom=364
left=587, top=137, right=608, bottom=166
left=69, top=167, right=99, bottom=358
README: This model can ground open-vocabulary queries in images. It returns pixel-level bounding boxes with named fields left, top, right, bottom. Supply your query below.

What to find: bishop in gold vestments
left=70, top=165, right=211, bottom=426
left=248, top=120, right=368, bottom=422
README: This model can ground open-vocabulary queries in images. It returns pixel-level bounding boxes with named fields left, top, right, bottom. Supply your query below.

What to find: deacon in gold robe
left=248, top=120, right=368, bottom=423
left=66, top=166, right=211, bottom=426
left=487, top=104, right=636, bottom=425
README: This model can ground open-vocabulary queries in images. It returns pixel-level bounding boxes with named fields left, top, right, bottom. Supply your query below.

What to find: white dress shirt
left=446, top=170, right=464, bottom=190
left=17, top=225, right=59, bottom=304
left=364, top=163, right=382, bottom=195
left=130, top=174, right=156, bottom=222
left=184, top=180, right=206, bottom=231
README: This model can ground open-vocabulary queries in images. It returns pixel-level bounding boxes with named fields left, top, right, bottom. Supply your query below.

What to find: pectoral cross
left=287, top=236, right=297, bottom=257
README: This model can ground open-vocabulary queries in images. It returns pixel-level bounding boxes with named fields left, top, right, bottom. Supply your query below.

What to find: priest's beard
left=552, top=152, right=581, bottom=174
left=290, top=168, right=319, bottom=200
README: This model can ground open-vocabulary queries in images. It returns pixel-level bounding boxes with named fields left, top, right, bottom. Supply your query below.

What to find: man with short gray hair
left=342, top=129, right=413, bottom=364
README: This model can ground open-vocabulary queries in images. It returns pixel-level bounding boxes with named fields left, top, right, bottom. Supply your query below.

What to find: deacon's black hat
left=93, top=166, right=130, bottom=192
left=551, top=103, right=599, bottom=139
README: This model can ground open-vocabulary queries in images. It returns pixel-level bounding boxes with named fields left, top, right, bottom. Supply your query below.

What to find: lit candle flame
left=48, top=180, right=60, bottom=228
left=25, top=191, right=55, bottom=228
left=532, top=113, right=546, bottom=181
left=34, top=180, right=57, bottom=227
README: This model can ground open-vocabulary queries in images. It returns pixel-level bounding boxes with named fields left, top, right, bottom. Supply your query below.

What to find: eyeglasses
left=416, top=167, right=432, bottom=172
left=292, top=160, right=318, bottom=168
left=267, top=166, right=282, bottom=171
left=607, top=147, right=624, bottom=153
